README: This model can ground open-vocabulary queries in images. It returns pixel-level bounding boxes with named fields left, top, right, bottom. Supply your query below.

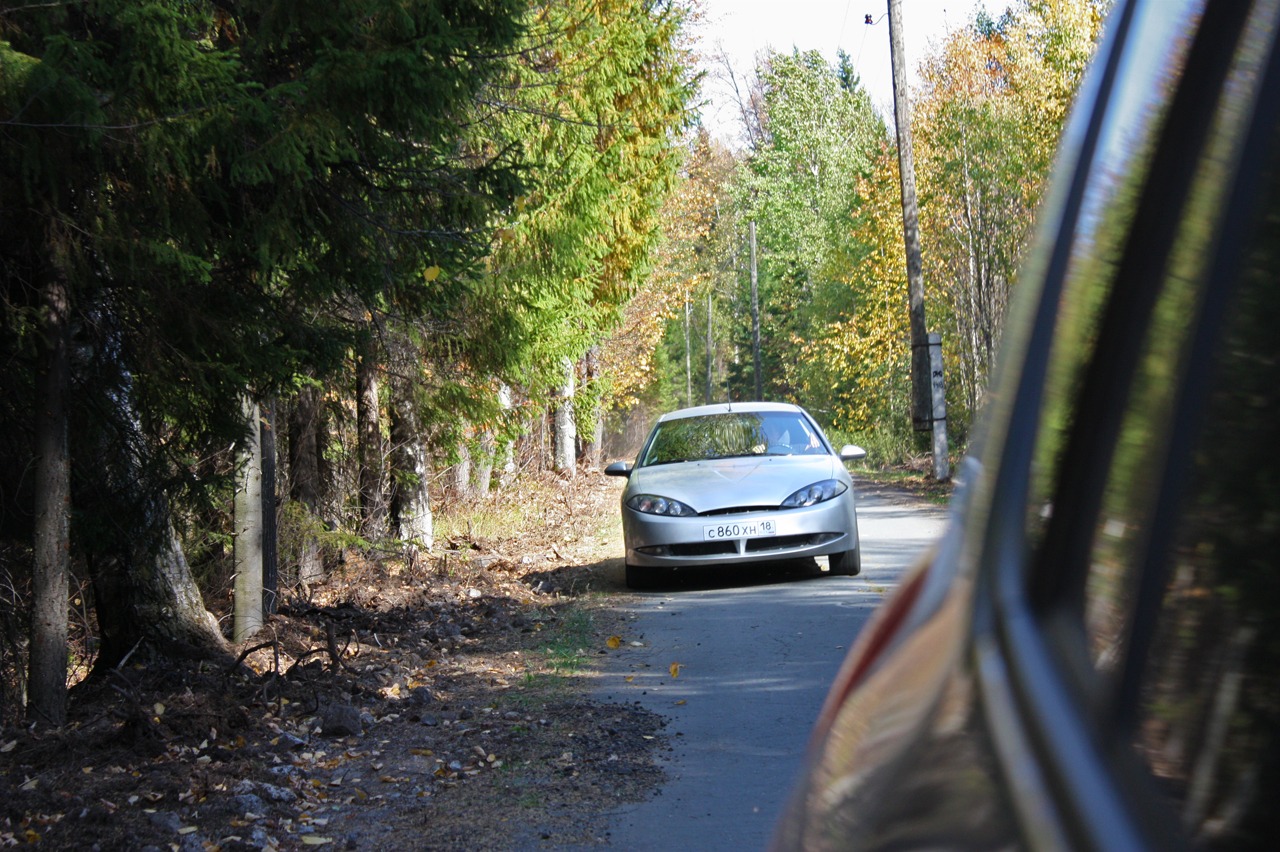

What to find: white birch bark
left=233, top=398, right=264, bottom=643
left=553, top=357, right=576, bottom=475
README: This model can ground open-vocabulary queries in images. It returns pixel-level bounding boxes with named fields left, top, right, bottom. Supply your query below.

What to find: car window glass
left=1082, top=123, right=1280, bottom=847
left=1083, top=10, right=1277, bottom=674
left=1025, top=0, right=1207, bottom=545
left=1134, top=176, right=1280, bottom=849
left=791, top=417, right=824, bottom=453
left=639, top=413, right=765, bottom=465
left=1080, top=17, right=1280, bottom=845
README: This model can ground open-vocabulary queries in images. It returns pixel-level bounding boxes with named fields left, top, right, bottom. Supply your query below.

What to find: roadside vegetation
left=2, top=474, right=660, bottom=849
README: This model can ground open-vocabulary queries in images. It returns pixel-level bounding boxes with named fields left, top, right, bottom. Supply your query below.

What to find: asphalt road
left=591, top=488, right=949, bottom=850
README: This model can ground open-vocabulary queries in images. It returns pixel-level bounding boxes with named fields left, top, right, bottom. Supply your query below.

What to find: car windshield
left=638, top=412, right=825, bottom=466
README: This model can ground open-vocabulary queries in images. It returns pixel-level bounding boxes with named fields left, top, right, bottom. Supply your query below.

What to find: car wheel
left=828, top=548, right=861, bottom=576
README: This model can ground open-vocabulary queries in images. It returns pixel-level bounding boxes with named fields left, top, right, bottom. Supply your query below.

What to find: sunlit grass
left=539, top=607, right=596, bottom=676
left=432, top=473, right=587, bottom=543
left=852, top=465, right=956, bottom=505
left=509, top=606, right=599, bottom=706
left=433, top=495, right=534, bottom=543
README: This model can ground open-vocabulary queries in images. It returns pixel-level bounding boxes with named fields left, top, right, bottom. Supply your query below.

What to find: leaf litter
left=1, top=473, right=666, bottom=850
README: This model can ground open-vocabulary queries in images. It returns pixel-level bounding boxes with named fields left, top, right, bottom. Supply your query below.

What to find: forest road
left=585, top=486, right=949, bottom=851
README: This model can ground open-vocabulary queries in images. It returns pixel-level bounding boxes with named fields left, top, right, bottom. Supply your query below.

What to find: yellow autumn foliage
left=792, top=143, right=911, bottom=434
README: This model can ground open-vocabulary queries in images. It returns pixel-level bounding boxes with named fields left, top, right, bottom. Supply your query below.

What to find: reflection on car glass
left=641, top=413, right=767, bottom=466
left=1131, top=131, right=1280, bottom=845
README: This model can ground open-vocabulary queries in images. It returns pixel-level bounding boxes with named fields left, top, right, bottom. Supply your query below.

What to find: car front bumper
left=621, top=496, right=859, bottom=569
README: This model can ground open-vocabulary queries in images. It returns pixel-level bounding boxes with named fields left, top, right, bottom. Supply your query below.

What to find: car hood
left=625, top=455, right=847, bottom=513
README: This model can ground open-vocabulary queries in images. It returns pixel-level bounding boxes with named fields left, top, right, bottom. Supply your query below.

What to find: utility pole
left=886, top=0, right=949, bottom=479
left=750, top=220, right=762, bottom=401
left=887, top=0, right=930, bottom=433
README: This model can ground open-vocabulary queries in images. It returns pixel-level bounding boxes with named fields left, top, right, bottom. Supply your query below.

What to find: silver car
left=605, top=402, right=866, bottom=588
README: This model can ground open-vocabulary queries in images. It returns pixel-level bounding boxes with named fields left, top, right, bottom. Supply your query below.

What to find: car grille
left=663, top=541, right=737, bottom=557
left=746, top=533, right=840, bottom=553
left=699, top=506, right=776, bottom=516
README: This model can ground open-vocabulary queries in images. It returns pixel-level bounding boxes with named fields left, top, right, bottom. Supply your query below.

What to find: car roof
left=654, top=402, right=806, bottom=423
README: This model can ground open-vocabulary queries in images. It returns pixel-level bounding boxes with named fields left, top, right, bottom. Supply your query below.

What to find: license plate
left=703, top=519, right=777, bottom=541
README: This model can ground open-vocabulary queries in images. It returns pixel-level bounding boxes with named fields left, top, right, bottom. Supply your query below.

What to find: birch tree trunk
left=389, top=377, right=433, bottom=553
left=684, top=295, right=693, bottom=407
left=90, top=517, right=227, bottom=668
left=453, top=433, right=473, bottom=499
left=356, top=340, right=388, bottom=538
left=705, top=290, right=714, bottom=404
left=475, top=428, right=495, bottom=497
left=750, top=220, right=762, bottom=401
left=233, top=398, right=264, bottom=642
left=86, top=482, right=226, bottom=670
left=498, top=383, right=516, bottom=487
left=29, top=269, right=70, bottom=725
left=552, top=356, right=576, bottom=475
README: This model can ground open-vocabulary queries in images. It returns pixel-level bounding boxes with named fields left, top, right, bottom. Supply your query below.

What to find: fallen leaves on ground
left=0, top=474, right=666, bottom=850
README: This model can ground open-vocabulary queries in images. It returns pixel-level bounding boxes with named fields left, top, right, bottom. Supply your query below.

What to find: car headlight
left=781, top=479, right=847, bottom=508
left=627, top=494, right=697, bottom=516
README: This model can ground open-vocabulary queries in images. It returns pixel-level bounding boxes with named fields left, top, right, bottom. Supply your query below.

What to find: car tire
left=828, top=548, right=861, bottom=576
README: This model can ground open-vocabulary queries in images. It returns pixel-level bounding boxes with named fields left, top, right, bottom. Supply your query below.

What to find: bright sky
left=694, top=0, right=991, bottom=146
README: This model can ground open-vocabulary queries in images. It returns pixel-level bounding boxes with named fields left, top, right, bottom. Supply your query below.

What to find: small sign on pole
left=929, top=333, right=950, bottom=481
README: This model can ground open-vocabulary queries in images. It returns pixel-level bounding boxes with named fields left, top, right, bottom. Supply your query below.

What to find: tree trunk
left=90, top=516, right=228, bottom=669
left=580, top=347, right=603, bottom=469
left=29, top=269, right=71, bottom=726
left=287, top=382, right=326, bottom=586
left=233, top=397, right=264, bottom=642
left=260, top=400, right=278, bottom=615
left=74, top=313, right=227, bottom=671
left=750, top=220, right=762, bottom=401
left=475, top=428, right=495, bottom=497
left=498, top=383, right=517, bottom=487
left=684, top=295, right=693, bottom=407
left=553, top=357, right=576, bottom=475
left=85, top=457, right=227, bottom=670
left=453, top=431, right=473, bottom=499
left=705, top=290, right=714, bottom=404
left=389, top=376, right=433, bottom=553
left=356, top=340, right=388, bottom=539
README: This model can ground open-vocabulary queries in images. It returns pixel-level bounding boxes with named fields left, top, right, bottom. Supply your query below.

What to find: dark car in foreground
left=606, top=402, right=866, bottom=589
left=775, top=0, right=1280, bottom=848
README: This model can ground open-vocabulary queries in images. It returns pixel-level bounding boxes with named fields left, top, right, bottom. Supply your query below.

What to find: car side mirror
left=604, top=460, right=633, bottom=477
left=839, top=445, right=867, bottom=462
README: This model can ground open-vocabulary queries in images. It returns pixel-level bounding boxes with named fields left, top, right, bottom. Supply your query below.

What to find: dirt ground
left=2, top=473, right=659, bottom=851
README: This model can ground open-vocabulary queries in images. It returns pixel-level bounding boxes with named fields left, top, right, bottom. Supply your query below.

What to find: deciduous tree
left=914, top=1, right=1105, bottom=421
